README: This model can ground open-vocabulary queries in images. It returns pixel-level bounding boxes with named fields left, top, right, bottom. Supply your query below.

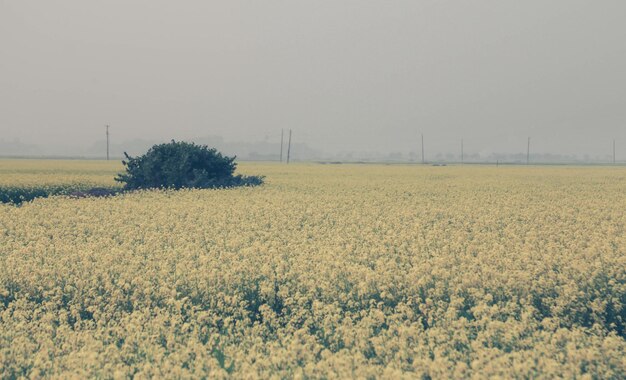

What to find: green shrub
left=115, top=141, right=264, bottom=190
left=0, top=186, right=51, bottom=204
left=0, top=185, right=119, bottom=205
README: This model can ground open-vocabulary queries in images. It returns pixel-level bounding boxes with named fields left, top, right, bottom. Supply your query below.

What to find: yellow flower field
left=0, top=159, right=122, bottom=188
left=1, top=161, right=625, bottom=378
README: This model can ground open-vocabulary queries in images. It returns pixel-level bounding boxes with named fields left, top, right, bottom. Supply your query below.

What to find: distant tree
left=115, top=140, right=263, bottom=190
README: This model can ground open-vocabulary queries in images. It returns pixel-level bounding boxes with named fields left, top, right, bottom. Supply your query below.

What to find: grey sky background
left=1, top=0, right=625, bottom=159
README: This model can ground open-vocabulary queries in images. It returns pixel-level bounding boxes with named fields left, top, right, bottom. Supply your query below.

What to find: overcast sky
left=1, top=1, right=625, bottom=157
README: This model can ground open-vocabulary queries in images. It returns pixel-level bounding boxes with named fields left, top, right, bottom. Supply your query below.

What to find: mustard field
left=0, top=159, right=122, bottom=188
left=0, top=160, right=122, bottom=204
left=1, top=160, right=625, bottom=378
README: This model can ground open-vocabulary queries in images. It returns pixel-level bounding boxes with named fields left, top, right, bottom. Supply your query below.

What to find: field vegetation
left=116, top=141, right=264, bottom=190
left=1, top=161, right=625, bottom=378
left=0, top=160, right=121, bottom=204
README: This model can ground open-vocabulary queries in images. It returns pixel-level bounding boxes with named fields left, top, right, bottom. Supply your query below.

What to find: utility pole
left=280, top=129, right=284, bottom=162
left=287, top=129, right=292, bottom=164
left=461, top=138, right=464, bottom=165
left=421, top=133, right=425, bottom=164
left=106, top=125, right=110, bottom=161
left=613, top=139, right=616, bottom=164
left=526, top=137, right=530, bottom=165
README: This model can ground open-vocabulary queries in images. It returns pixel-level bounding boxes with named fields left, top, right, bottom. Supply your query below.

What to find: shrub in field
left=0, top=185, right=119, bottom=204
left=0, top=186, right=51, bottom=204
left=115, top=141, right=264, bottom=190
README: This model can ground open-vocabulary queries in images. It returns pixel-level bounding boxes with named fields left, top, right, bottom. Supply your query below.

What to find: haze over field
left=1, top=1, right=625, bottom=159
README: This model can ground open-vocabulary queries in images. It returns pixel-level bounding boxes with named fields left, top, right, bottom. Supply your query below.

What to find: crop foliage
left=1, top=162, right=625, bottom=378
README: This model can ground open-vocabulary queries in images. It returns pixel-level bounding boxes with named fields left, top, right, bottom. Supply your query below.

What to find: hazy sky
left=1, top=1, right=625, bottom=157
